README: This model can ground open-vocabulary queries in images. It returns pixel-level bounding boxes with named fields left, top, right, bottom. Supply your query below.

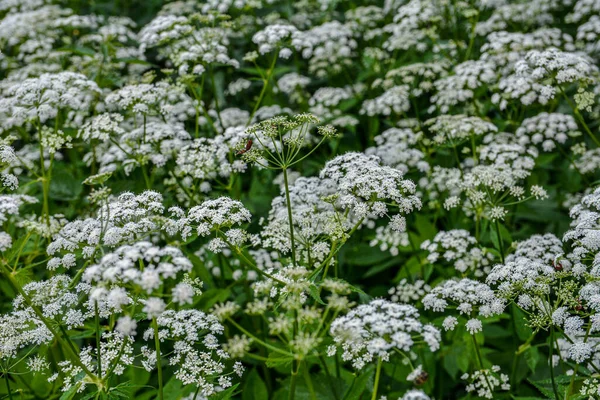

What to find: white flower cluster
left=423, top=278, right=504, bottom=332
left=430, top=60, right=497, bottom=113
left=515, top=49, right=599, bottom=103
left=516, top=112, right=580, bottom=151
left=309, top=86, right=359, bottom=127
left=329, top=299, right=441, bottom=369
left=320, top=152, right=422, bottom=221
left=461, top=366, right=510, bottom=399
left=486, top=257, right=556, bottom=302
left=388, top=279, right=430, bottom=303
left=174, top=137, right=246, bottom=194
left=91, top=120, right=192, bottom=174
left=506, top=233, right=564, bottom=266
left=360, top=85, right=411, bottom=116
left=365, top=127, right=428, bottom=174
left=480, top=28, right=575, bottom=73
left=105, top=82, right=194, bottom=120
left=174, top=197, right=252, bottom=242
left=139, top=15, right=239, bottom=75
left=252, top=24, right=297, bottom=57
left=260, top=176, right=342, bottom=264
left=379, top=61, right=450, bottom=97
left=292, top=21, right=357, bottom=77
left=425, top=115, right=498, bottom=146
left=47, top=191, right=169, bottom=265
left=421, top=230, right=495, bottom=276
left=0, top=72, right=100, bottom=130
left=83, top=241, right=193, bottom=295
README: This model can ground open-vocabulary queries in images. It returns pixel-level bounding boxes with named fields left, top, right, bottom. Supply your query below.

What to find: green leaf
left=266, top=352, right=295, bottom=368
left=524, top=346, right=540, bottom=372
left=195, top=288, right=231, bottom=310
left=213, top=384, right=240, bottom=400
left=344, top=366, right=374, bottom=400
left=83, top=172, right=112, bottom=186
left=344, top=243, right=392, bottom=267
left=512, top=305, right=533, bottom=341
left=363, top=257, right=399, bottom=278
left=443, top=342, right=469, bottom=379
left=50, top=168, right=83, bottom=201
left=309, top=284, right=326, bottom=305
left=528, top=378, right=566, bottom=399
left=163, top=378, right=182, bottom=400
left=242, top=369, right=268, bottom=400
left=70, top=329, right=95, bottom=339
left=414, top=213, right=437, bottom=241
left=59, top=383, right=81, bottom=400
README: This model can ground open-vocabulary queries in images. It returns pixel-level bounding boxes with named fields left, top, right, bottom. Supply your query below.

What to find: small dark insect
left=236, top=139, right=253, bottom=155
left=575, top=299, right=583, bottom=311
left=554, top=261, right=563, bottom=271
left=413, top=371, right=429, bottom=386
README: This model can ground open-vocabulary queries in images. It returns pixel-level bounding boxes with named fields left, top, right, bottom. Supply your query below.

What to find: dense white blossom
left=329, top=299, right=440, bottom=370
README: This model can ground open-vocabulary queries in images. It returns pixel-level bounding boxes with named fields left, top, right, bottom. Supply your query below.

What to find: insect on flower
left=553, top=260, right=563, bottom=271
left=414, top=371, right=429, bottom=385
left=236, top=139, right=253, bottom=156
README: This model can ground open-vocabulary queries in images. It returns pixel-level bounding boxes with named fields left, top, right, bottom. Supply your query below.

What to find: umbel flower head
left=421, top=230, right=495, bottom=276
left=319, top=152, right=422, bottom=221
left=241, top=113, right=338, bottom=169
left=328, top=299, right=441, bottom=370
left=0, top=72, right=100, bottom=130
left=422, top=278, right=505, bottom=333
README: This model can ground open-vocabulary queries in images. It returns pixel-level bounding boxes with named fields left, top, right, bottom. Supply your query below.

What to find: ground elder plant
left=2, top=1, right=600, bottom=399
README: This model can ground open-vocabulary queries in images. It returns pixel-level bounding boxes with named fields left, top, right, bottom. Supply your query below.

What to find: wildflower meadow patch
left=1, top=0, right=600, bottom=399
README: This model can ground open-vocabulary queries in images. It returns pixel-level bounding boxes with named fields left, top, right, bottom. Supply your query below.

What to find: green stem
left=227, top=318, right=294, bottom=357
left=248, top=52, right=278, bottom=125
left=289, top=360, right=300, bottom=400
left=494, top=220, right=505, bottom=264
left=3, top=370, right=13, bottom=400
left=282, top=168, right=297, bottom=267
left=221, top=238, right=286, bottom=284
left=371, top=358, right=382, bottom=400
left=141, top=164, right=152, bottom=190
left=152, top=318, right=164, bottom=400
left=463, top=14, right=479, bottom=61
left=94, top=301, right=103, bottom=378
left=303, top=361, right=316, bottom=400
left=209, top=67, right=223, bottom=128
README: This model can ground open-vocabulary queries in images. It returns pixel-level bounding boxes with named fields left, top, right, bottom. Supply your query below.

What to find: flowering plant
left=2, top=0, right=600, bottom=399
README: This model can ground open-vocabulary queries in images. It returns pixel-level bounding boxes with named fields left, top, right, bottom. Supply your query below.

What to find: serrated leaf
left=528, top=377, right=566, bottom=399
left=309, top=284, right=326, bottom=305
